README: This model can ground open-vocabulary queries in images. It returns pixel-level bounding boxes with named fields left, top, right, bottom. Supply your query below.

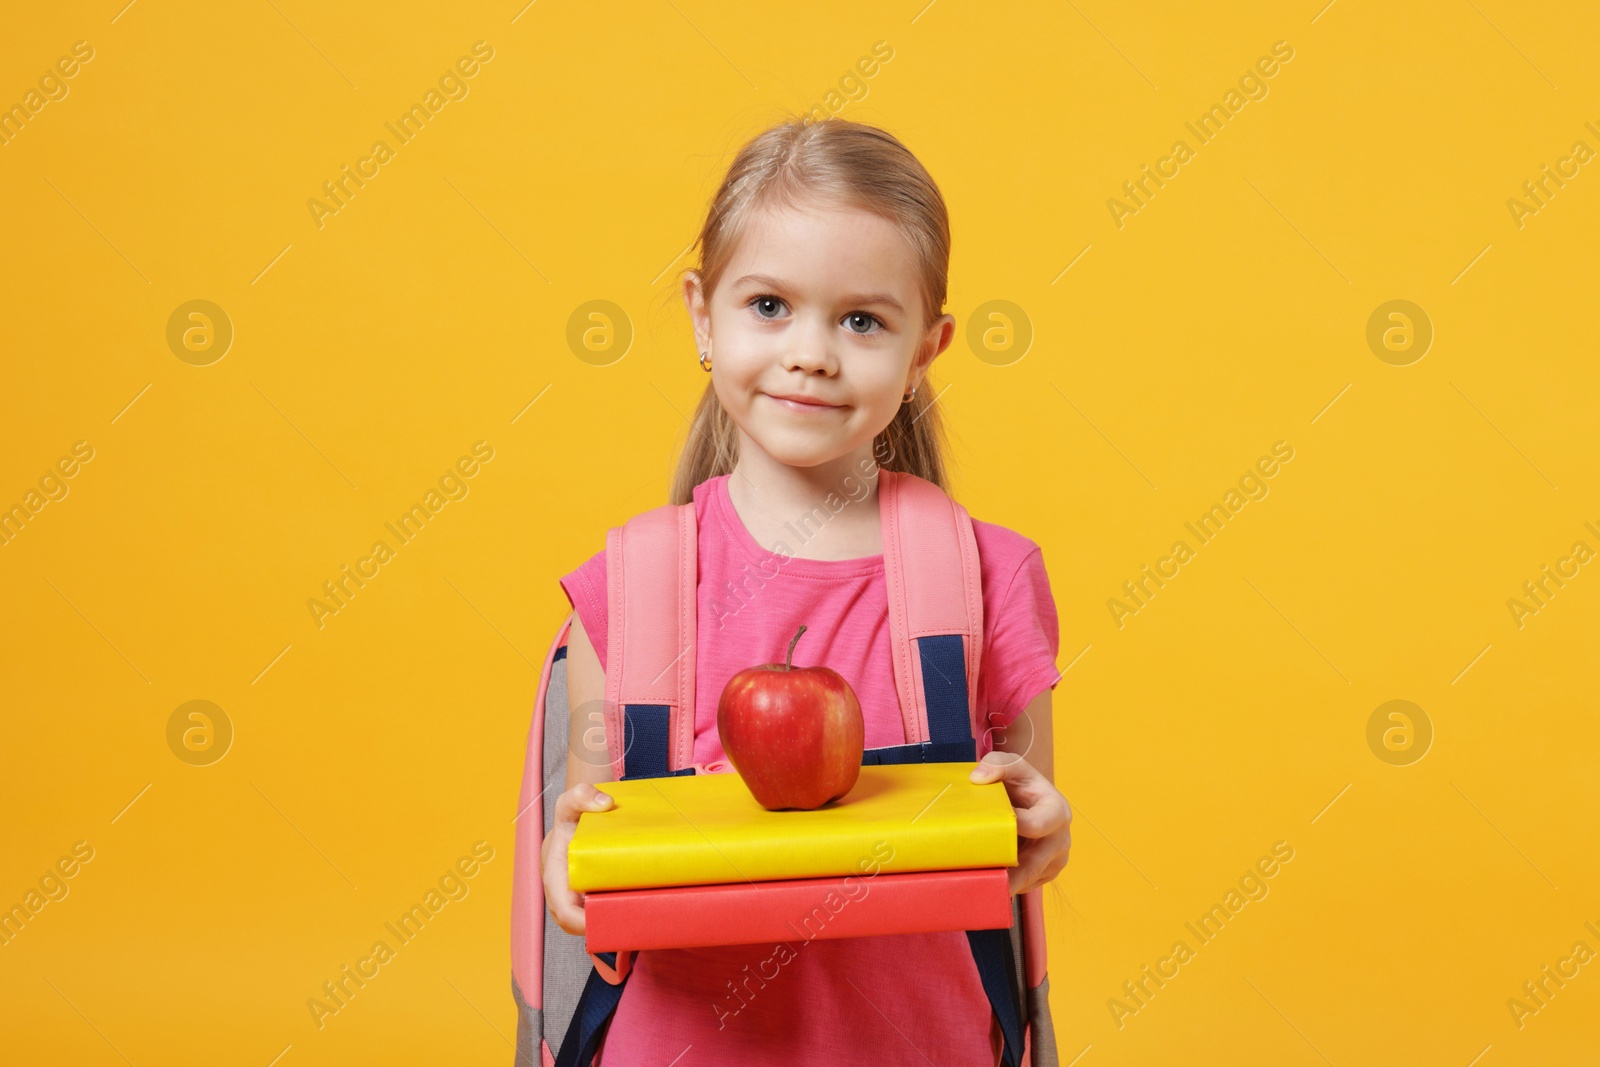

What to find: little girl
left=541, top=115, right=1072, bottom=1065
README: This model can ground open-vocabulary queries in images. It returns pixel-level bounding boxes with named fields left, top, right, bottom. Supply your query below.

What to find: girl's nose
left=782, top=323, right=836, bottom=374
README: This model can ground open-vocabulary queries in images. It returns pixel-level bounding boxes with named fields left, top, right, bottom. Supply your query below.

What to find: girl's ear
left=683, top=270, right=712, bottom=351
left=916, top=313, right=957, bottom=375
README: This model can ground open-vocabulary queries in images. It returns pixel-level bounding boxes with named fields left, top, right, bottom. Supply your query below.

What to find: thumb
left=969, top=752, right=1021, bottom=782
left=573, top=782, right=615, bottom=812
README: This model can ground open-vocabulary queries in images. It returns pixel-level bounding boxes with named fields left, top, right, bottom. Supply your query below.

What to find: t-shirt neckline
left=706, top=473, right=885, bottom=579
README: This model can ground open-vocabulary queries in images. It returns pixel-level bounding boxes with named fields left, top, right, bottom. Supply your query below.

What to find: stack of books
left=569, top=761, right=1018, bottom=952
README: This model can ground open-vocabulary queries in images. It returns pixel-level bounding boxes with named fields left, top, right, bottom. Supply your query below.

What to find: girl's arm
left=564, top=611, right=617, bottom=790
left=995, top=688, right=1054, bottom=787
left=541, top=612, right=616, bottom=936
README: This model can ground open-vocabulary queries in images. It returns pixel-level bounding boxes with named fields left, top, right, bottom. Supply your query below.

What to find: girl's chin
left=744, top=435, right=858, bottom=470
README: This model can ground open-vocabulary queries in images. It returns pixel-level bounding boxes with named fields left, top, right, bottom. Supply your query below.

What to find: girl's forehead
left=725, top=202, right=920, bottom=294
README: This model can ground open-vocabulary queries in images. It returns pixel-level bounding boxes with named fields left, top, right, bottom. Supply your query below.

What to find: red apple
left=717, top=625, right=864, bottom=811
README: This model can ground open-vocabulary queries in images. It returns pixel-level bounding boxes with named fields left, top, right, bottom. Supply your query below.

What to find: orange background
left=2, top=1, right=1597, bottom=1064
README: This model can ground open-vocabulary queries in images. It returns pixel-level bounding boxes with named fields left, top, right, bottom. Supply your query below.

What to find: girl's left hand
left=969, top=751, right=1072, bottom=896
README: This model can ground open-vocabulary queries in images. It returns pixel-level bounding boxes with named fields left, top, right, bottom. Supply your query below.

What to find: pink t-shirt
left=558, top=472, right=1061, bottom=1066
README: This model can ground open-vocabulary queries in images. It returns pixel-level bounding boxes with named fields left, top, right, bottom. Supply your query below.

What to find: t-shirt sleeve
left=558, top=548, right=609, bottom=673
left=980, top=544, right=1062, bottom=737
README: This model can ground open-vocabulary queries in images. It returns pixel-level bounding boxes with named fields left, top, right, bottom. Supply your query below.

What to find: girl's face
left=684, top=200, right=955, bottom=473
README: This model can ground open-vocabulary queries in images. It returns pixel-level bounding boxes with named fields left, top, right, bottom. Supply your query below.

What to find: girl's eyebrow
left=731, top=272, right=906, bottom=315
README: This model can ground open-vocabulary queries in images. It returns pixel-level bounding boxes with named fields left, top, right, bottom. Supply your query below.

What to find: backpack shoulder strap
left=509, top=612, right=573, bottom=1045
left=878, top=468, right=985, bottom=758
left=880, top=473, right=1030, bottom=1065
left=603, top=500, right=698, bottom=779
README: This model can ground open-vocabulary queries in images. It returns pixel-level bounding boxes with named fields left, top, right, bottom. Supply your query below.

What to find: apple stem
left=785, top=625, right=807, bottom=670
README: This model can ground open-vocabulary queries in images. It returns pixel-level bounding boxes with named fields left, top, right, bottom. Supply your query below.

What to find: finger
left=542, top=798, right=606, bottom=935
left=548, top=884, right=587, bottom=935
left=553, top=782, right=616, bottom=826
left=969, top=751, right=1024, bottom=780
left=1014, top=794, right=1071, bottom=839
left=1033, top=835, right=1071, bottom=888
left=969, top=754, right=1050, bottom=807
left=1008, top=848, right=1046, bottom=896
left=542, top=833, right=586, bottom=934
left=1008, top=836, right=1044, bottom=895
left=1010, top=834, right=1071, bottom=895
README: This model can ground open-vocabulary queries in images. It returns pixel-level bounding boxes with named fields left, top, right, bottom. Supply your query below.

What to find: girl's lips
left=766, top=393, right=843, bottom=412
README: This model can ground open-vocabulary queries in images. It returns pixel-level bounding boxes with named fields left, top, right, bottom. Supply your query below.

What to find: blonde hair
left=669, top=115, right=954, bottom=506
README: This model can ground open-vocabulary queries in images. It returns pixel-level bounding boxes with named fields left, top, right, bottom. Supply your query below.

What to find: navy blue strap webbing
left=620, top=705, right=696, bottom=779
left=620, top=704, right=673, bottom=779
left=968, top=928, right=1027, bottom=1067
left=863, top=634, right=977, bottom=764
left=858, top=632, right=1021, bottom=1064
left=553, top=963, right=628, bottom=1067
left=861, top=739, right=979, bottom=764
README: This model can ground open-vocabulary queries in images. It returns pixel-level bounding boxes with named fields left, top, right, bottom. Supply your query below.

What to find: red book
left=584, top=867, right=1012, bottom=952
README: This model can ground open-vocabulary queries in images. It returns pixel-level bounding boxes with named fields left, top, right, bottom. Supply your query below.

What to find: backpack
left=509, top=469, right=1060, bottom=1066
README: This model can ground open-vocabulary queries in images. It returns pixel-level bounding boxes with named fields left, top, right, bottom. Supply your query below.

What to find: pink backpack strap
left=602, top=501, right=698, bottom=779
left=509, top=613, right=573, bottom=1016
left=877, top=469, right=985, bottom=759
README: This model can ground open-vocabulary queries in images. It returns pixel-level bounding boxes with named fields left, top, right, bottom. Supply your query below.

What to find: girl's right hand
left=540, top=781, right=615, bottom=936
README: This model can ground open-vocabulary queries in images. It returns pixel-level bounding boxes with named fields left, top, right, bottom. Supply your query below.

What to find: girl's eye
left=751, top=295, right=785, bottom=319
left=747, top=297, right=882, bottom=334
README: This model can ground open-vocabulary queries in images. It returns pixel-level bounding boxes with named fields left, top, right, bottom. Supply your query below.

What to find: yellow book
left=568, top=762, right=1017, bottom=892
